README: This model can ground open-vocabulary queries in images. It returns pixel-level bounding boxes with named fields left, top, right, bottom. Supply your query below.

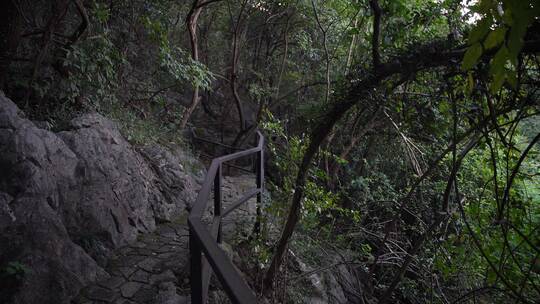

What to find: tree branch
left=263, top=38, right=540, bottom=291
left=369, top=0, right=382, bottom=69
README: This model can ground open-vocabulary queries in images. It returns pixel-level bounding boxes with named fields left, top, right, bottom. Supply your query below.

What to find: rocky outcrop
left=288, top=249, right=365, bottom=304
left=71, top=173, right=260, bottom=304
left=140, top=145, right=202, bottom=220
left=0, top=92, right=202, bottom=304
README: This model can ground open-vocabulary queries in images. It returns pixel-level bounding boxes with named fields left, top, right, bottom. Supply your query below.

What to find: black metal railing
left=190, top=128, right=255, bottom=174
left=189, top=131, right=263, bottom=304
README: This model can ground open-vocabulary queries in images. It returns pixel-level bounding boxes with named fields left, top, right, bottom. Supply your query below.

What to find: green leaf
left=486, top=269, right=497, bottom=284
left=484, top=27, right=506, bottom=50
left=490, top=46, right=509, bottom=92
left=489, top=46, right=509, bottom=77
left=491, top=70, right=506, bottom=93
left=506, top=1, right=534, bottom=56
left=507, top=70, right=517, bottom=88
left=468, top=18, right=492, bottom=44
left=476, top=0, right=496, bottom=14
left=348, top=28, right=360, bottom=35
left=462, top=43, right=483, bottom=71
left=502, top=6, right=513, bottom=25
left=507, top=23, right=527, bottom=60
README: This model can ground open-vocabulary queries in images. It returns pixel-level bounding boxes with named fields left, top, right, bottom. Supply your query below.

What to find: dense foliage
left=1, top=0, right=539, bottom=303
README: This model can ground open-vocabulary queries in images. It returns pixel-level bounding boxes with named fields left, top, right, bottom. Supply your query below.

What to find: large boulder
left=2, top=197, right=108, bottom=304
left=57, top=114, right=157, bottom=260
left=0, top=92, right=201, bottom=304
left=0, top=93, right=107, bottom=303
left=140, top=145, right=202, bottom=219
left=288, top=249, right=365, bottom=304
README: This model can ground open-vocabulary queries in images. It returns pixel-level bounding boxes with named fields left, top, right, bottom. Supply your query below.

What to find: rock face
left=288, top=249, right=365, bottom=304
left=0, top=92, right=201, bottom=304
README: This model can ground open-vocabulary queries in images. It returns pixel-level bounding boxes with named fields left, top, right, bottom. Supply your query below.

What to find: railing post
left=252, top=133, right=257, bottom=172
left=254, top=137, right=264, bottom=237
left=190, top=229, right=203, bottom=304
left=189, top=132, right=263, bottom=303
left=214, top=164, right=222, bottom=244
left=256, top=142, right=264, bottom=196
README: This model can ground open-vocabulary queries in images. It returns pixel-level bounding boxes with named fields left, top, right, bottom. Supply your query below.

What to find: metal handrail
left=190, top=128, right=255, bottom=174
left=190, top=128, right=245, bottom=151
left=189, top=131, right=264, bottom=304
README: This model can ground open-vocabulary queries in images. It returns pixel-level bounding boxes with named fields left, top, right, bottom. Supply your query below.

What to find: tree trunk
left=229, top=0, right=249, bottom=132
left=179, top=0, right=204, bottom=129
left=262, top=39, right=540, bottom=291
left=263, top=91, right=358, bottom=290
left=25, top=0, right=71, bottom=106
left=328, top=111, right=380, bottom=182
left=0, top=0, right=23, bottom=90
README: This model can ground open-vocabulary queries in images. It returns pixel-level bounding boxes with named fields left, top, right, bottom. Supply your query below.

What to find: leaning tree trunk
left=263, top=102, right=340, bottom=290
left=180, top=0, right=204, bottom=129
left=229, top=0, right=250, bottom=133
left=261, top=37, right=540, bottom=290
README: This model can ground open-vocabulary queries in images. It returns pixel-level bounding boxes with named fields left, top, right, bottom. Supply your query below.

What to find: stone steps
left=72, top=175, right=258, bottom=304
left=72, top=220, right=190, bottom=304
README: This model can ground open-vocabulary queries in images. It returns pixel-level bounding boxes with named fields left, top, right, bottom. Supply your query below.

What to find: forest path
left=71, top=174, right=257, bottom=304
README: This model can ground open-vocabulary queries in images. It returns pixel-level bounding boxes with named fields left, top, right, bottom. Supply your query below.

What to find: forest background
left=1, top=0, right=539, bottom=303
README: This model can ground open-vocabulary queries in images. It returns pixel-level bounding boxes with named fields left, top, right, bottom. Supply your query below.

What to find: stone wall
left=0, top=92, right=202, bottom=304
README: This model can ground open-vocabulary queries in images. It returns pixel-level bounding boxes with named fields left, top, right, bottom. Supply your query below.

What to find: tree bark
left=179, top=0, right=204, bottom=129
left=328, top=109, right=381, bottom=183
left=54, top=0, right=89, bottom=77
left=0, top=0, right=24, bottom=90
left=369, top=0, right=382, bottom=68
left=25, top=0, right=71, bottom=106
left=274, top=15, right=290, bottom=99
left=228, top=0, right=249, bottom=132
left=345, top=12, right=359, bottom=75
left=311, top=0, right=331, bottom=104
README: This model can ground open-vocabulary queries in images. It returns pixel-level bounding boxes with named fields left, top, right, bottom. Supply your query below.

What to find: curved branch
left=67, top=0, right=88, bottom=47
left=501, top=132, right=540, bottom=216
left=180, top=0, right=222, bottom=129
left=263, top=38, right=540, bottom=291
left=311, top=0, right=331, bottom=103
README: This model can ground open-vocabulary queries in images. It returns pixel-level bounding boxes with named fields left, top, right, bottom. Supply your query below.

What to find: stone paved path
left=72, top=175, right=257, bottom=304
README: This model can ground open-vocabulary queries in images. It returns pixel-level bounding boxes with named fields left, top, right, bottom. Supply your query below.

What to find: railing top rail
left=189, top=131, right=263, bottom=218
left=189, top=220, right=257, bottom=303
left=189, top=130, right=263, bottom=304
left=190, top=128, right=250, bottom=151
